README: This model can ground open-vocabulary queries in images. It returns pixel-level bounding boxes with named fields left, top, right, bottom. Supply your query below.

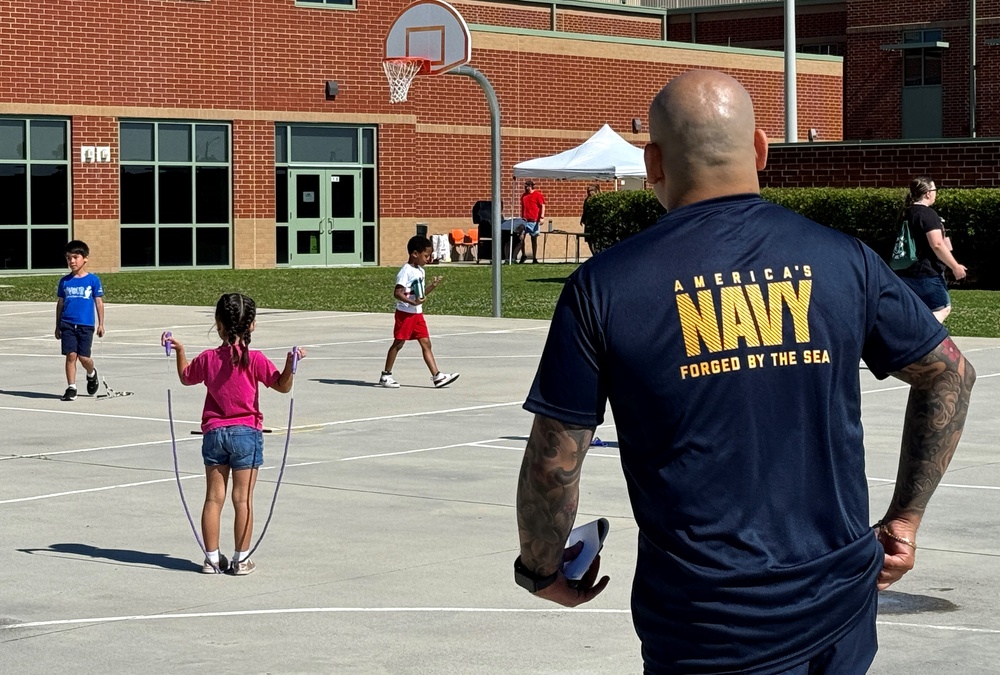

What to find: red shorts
left=393, top=310, right=430, bottom=340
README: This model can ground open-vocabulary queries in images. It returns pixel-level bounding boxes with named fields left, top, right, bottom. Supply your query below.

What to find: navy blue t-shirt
left=524, top=194, right=947, bottom=674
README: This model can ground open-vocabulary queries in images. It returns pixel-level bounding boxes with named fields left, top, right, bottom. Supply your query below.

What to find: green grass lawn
left=1, top=266, right=997, bottom=337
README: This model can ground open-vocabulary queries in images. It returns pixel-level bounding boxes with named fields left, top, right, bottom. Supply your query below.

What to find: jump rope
left=165, top=332, right=300, bottom=574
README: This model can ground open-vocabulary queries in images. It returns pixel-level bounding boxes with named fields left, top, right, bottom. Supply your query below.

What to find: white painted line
left=862, top=371, right=1000, bottom=395
left=2, top=437, right=199, bottom=461
left=469, top=443, right=526, bottom=450
left=876, top=620, right=1000, bottom=634
left=340, top=440, right=501, bottom=461
left=0, top=405, right=200, bottom=425
left=0, top=309, right=52, bottom=317
left=289, top=401, right=524, bottom=431
left=868, top=477, right=1000, bottom=491
left=0, top=474, right=202, bottom=505
left=0, top=606, right=631, bottom=630
left=0, top=608, right=994, bottom=634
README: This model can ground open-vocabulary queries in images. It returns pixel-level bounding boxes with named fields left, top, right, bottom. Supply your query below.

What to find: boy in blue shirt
left=55, top=240, right=105, bottom=401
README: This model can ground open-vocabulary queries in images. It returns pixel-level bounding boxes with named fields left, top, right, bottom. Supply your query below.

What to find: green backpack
left=889, top=219, right=918, bottom=271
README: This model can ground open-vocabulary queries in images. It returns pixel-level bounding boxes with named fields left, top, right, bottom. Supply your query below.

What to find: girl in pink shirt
left=163, top=293, right=305, bottom=576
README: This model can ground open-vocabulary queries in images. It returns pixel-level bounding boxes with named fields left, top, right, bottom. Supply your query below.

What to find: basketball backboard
left=384, top=0, right=471, bottom=76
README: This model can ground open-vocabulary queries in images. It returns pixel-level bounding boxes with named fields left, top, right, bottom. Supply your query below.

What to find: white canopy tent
left=512, top=124, right=646, bottom=181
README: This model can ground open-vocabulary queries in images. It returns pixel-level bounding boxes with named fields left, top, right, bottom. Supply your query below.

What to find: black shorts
left=60, top=322, right=95, bottom=357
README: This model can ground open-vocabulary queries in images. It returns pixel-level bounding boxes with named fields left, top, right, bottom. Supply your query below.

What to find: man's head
left=644, top=70, right=768, bottom=210
left=524, top=180, right=535, bottom=193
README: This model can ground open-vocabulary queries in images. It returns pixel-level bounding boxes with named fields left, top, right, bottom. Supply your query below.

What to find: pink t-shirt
left=183, top=346, right=281, bottom=433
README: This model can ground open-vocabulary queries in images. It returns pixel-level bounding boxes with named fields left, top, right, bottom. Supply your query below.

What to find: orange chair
left=449, top=228, right=469, bottom=261
left=463, top=228, right=479, bottom=260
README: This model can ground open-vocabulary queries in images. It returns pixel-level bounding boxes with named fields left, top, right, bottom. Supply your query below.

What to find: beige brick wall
left=234, top=218, right=276, bottom=269
left=72, top=220, right=120, bottom=272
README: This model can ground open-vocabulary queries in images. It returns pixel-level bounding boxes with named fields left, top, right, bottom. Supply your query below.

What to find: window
left=903, top=30, right=943, bottom=87
left=119, top=121, right=231, bottom=268
left=296, top=0, right=355, bottom=9
left=0, top=118, right=69, bottom=271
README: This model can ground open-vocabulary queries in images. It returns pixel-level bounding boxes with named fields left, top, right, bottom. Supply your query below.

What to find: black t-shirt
left=524, top=194, right=947, bottom=674
left=897, top=204, right=946, bottom=278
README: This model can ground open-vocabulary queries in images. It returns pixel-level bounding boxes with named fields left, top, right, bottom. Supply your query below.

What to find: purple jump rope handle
left=291, top=346, right=299, bottom=374
left=164, top=331, right=172, bottom=356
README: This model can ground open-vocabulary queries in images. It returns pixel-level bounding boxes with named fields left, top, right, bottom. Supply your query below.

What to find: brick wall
left=2, top=0, right=842, bottom=270
left=760, top=140, right=1000, bottom=188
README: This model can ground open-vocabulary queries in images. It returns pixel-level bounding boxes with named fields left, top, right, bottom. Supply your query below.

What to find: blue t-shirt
left=56, top=272, right=104, bottom=326
left=524, top=194, right=947, bottom=673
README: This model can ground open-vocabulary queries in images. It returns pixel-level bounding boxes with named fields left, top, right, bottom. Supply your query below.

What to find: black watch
left=513, top=556, right=560, bottom=593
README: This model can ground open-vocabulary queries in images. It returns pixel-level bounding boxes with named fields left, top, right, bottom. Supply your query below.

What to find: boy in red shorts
left=379, top=235, right=459, bottom=389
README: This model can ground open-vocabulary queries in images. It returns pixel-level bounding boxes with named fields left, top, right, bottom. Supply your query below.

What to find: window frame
left=118, top=120, right=233, bottom=269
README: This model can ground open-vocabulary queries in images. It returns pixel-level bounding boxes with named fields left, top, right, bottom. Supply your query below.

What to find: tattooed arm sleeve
left=884, top=337, right=976, bottom=526
left=516, top=414, right=596, bottom=575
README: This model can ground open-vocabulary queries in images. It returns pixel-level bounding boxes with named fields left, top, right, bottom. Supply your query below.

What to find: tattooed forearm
left=887, top=338, right=976, bottom=520
left=516, top=414, right=595, bottom=575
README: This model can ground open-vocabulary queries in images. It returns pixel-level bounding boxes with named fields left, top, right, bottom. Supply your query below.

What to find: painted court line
left=0, top=405, right=200, bottom=425
left=1, top=607, right=995, bottom=635
left=867, top=477, right=1000, bottom=492
left=1, top=437, right=199, bottom=461
left=289, top=401, right=523, bottom=431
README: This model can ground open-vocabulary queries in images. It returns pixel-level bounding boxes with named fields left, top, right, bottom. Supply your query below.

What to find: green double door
left=287, top=169, right=363, bottom=266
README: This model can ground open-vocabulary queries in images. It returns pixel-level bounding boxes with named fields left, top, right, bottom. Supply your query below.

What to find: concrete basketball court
left=1, top=300, right=997, bottom=674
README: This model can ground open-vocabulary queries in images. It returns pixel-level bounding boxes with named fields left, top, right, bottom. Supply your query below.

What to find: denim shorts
left=899, top=274, right=950, bottom=312
left=201, top=425, right=264, bottom=470
left=60, top=322, right=95, bottom=357
left=522, top=220, right=540, bottom=236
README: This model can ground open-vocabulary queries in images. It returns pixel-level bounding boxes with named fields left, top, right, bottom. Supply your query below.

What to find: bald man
left=514, top=70, right=975, bottom=673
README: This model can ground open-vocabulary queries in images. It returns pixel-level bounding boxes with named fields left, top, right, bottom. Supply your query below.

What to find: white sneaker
left=378, top=373, right=400, bottom=388
left=432, top=372, right=460, bottom=388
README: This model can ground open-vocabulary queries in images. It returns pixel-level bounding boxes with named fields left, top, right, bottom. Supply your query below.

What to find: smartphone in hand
left=564, top=518, right=610, bottom=588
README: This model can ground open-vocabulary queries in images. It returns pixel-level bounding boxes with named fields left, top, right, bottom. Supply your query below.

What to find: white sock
left=87, top=370, right=95, bottom=377
left=233, top=550, right=248, bottom=563
left=67, top=384, right=77, bottom=390
left=206, top=549, right=220, bottom=564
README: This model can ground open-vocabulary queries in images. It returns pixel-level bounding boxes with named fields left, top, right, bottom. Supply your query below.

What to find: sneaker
left=227, top=558, right=256, bottom=576
left=61, top=387, right=77, bottom=401
left=86, top=369, right=100, bottom=396
left=432, top=372, right=460, bottom=388
left=201, top=554, right=229, bottom=574
left=378, top=373, right=400, bottom=388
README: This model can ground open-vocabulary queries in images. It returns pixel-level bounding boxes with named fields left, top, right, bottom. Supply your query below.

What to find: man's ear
left=754, top=129, right=769, bottom=171
left=644, top=143, right=664, bottom=185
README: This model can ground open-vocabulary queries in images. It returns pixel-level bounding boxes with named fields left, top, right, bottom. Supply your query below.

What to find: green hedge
left=583, top=188, right=1000, bottom=289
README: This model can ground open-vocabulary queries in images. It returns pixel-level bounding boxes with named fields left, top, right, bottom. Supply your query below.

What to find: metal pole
left=449, top=65, right=503, bottom=317
left=970, top=0, right=977, bottom=138
left=784, top=0, right=798, bottom=143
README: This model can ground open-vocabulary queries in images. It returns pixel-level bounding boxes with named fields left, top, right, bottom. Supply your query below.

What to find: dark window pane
left=30, top=121, right=66, bottom=161
left=0, top=228, right=27, bottom=269
left=0, top=120, right=25, bottom=160
left=196, top=125, right=228, bottom=162
left=903, top=53, right=922, bottom=87
left=120, top=166, right=155, bottom=224
left=924, top=50, right=942, bottom=86
left=276, top=168, right=288, bottom=223
left=0, top=165, right=27, bottom=225
left=276, top=225, right=289, bottom=264
left=903, top=31, right=920, bottom=43
left=159, top=227, right=193, bottom=266
left=195, top=166, right=229, bottom=224
left=362, top=128, right=374, bottom=164
left=362, top=225, right=374, bottom=263
left=30, top=164, right=68, bottom=225
left=362, top=167, right=375, bottom=222
left=121, top=123, right=154, bottom=161
left=328, top=173, right=355, bottom=219
left=330, top=229, right=355, bottom=253
left=196, top=227, right=229, bottom=266
left=925, top=29, right=943, bottom=42
left=297, top=230, right=321, bottom=255
left=158, top=124, right=191, bottom=162
left=275, top=125, right=287, bottom=164
left=120, top=228, right=156, bottom=267
left=159, top=166, right=193, bottom=224
left=290, top=126, right=357, bottom=163
left=30, top=228, right=68, bottom=269
left=295, top=173, right=320, bottom=219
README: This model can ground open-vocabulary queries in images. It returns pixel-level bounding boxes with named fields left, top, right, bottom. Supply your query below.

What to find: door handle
left=327, top=217, right=334, bottom=233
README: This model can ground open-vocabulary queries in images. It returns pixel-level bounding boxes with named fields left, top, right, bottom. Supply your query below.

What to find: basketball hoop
left=383, top=57, right=429, bottom=103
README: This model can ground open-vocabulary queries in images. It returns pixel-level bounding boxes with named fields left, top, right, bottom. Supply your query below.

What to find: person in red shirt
left=517, top=180, right=546, bottom=263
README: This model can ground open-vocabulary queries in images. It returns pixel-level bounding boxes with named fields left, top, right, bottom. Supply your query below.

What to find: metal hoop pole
left=448, top=65, right=502, bottom=318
